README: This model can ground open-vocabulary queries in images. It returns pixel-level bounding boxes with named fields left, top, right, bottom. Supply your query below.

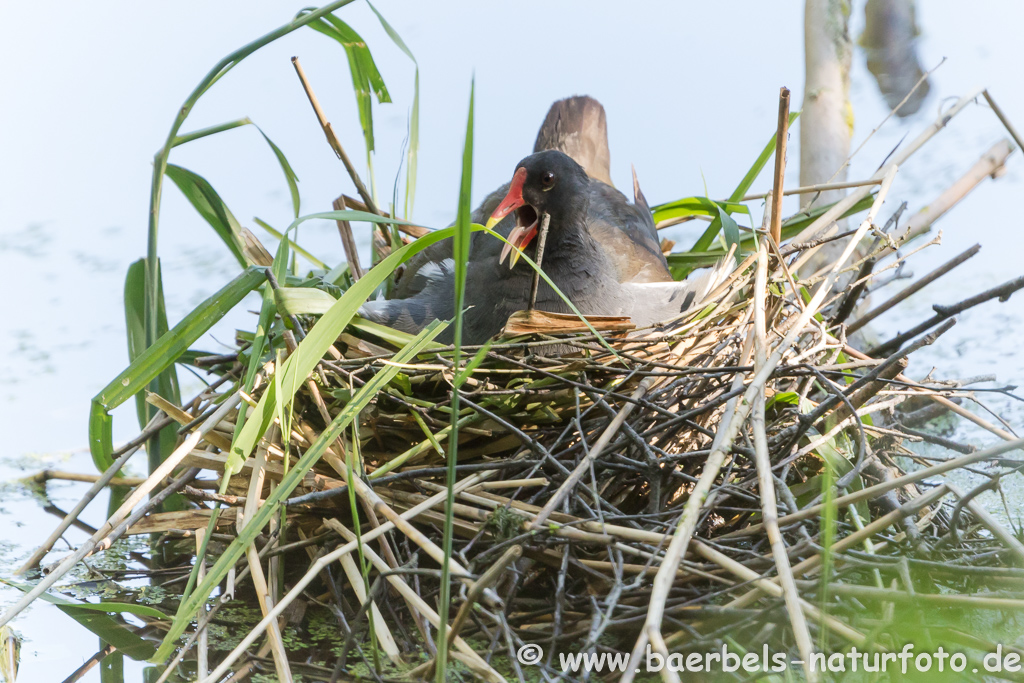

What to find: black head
left=514, top=149, right=591, bottom=221
left=487, top=150, right=592, bottom=267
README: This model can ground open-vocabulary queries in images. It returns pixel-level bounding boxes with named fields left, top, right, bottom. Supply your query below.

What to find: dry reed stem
left=769, top=87, right=791, bottom=245
left=752, top=243, right=815, bottom=681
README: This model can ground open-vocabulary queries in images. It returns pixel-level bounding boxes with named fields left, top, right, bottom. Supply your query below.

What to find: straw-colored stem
left=752, top=244, right=815, bottom=680
left=769, top=87, right=791, bottom=245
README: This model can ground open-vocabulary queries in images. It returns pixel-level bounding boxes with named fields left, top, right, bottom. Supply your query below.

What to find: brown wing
left=586, top=182, right=672, bottom=283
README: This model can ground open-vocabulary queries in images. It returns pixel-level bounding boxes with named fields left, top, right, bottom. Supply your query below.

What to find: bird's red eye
left=541, top=171, right=556, bottom=188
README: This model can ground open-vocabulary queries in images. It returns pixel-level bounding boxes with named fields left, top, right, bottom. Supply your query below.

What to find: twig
left=983, top=90, right=1024, bottom=153
left=737, top=178, right=882, bottom=203
left=945, top=481, right=1024, bottom=565
left=872, top=274, right=1024, bottom=356
left=528, top=213, right=551, bottom=311
left=847, top=243, right=981, bottom=333
left=442, top=546, right=522, bottom=665
left=59, top=644, right=116, bottom=683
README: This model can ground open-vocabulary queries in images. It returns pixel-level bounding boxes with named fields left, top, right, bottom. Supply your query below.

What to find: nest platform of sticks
left=8, top=89, right=1024, bottom=683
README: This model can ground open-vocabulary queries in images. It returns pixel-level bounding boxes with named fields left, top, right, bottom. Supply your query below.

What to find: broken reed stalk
left=333, top=195, right=364, bottom=280
left=769, top=86, right=791, bottom=245
left=291, top=56, right=380, bottom=217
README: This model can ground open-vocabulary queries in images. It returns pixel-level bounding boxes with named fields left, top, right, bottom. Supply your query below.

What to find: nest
left=9, top=90, right=1024, bottom=683
left=133, top=214, right=1024, bottom=680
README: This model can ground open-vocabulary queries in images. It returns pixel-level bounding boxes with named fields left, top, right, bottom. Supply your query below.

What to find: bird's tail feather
left=533, top=95, right=613, bottom=186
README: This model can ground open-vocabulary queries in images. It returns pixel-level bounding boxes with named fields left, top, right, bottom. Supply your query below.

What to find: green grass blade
left=349, top=315, right=443, bottom=350
left=253, top=126, right=301, bottom=217
left=90, top=267, right=267, bottom=470
left=124, top=259, right=182, bottom=482
left=728, top=111, right=800, bottom=202
left=171, top=117, right=252, bottom=148
left=454, top=340, right=491, bottom=390
left=165, top=164, right=248, bottom=268
left=100, top=648, right=123, bottom=683
left=437, top=79, right=474, bottom=682
left=651, top=197, right=746, bottom=224
left=302, top=10, right=390, bottom=155
left=366, top=0, right=418, bottom=218
left=0, top=579, right=167, bottom=661
left=274, top=287, right=338, bottom=315
left=779, top=192, right=876, bottom=234
left=170, top=118, right=300, bottom=218
left=252, top=217, right=326, bottom=270
left=182, top=239, right=291, bottom=608
left=153, top=321, right=446, bottom=663
left=281, top=209, right=422, bottom=231
left=143, top=0, right=358, bottom=391
left=366, top=0, right=414, bottom=61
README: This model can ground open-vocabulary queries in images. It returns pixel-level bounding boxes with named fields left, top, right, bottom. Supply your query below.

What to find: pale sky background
left=2, top=1, right=1024, bottom=679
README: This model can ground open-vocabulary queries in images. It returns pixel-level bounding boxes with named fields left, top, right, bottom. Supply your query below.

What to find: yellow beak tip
left=485, top=216, right=500, bottom=229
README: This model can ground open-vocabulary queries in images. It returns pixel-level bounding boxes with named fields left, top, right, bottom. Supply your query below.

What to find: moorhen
left=358, top=100, right=728, bottom=344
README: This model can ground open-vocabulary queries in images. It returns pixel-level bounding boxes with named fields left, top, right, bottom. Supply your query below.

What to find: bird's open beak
left=486, top=167, right=527, bottom=229
left=488, top=168, right=538, bottom=268
left=500, top=219, right=539, bottom=268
